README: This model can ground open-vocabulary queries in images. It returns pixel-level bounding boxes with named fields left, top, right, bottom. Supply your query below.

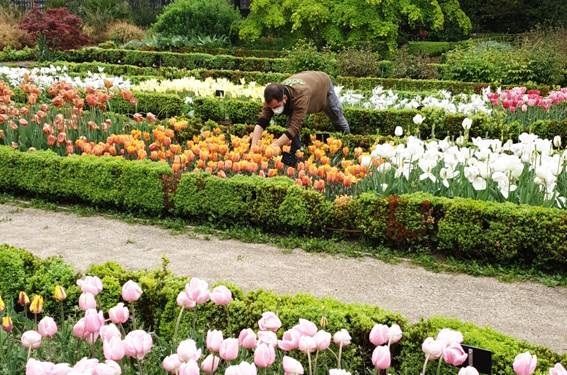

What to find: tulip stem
left=436, top=358, right=442, bottom=375
left=421, top=354, right=430, bottom=375
left=137, top=359, right=145, bottom=375
left=27, top=347, right=32, bottom=360
left=338, top=344, right=343, bottom=369
left=313, top=350, right=319, bottom=375
left=173, top=308, right=184, bottom=344
left=131, top=303, right=137, bottom=329
left=307, top=351, right=313, bottom=375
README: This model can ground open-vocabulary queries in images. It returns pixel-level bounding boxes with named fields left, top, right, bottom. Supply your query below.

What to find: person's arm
left=273, top=96, right=308, bottom=147
left=251, top=104, right=273, bottom=147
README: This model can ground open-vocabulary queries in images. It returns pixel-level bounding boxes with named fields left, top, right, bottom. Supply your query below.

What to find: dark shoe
left=282, top=152, right=298, bottom=167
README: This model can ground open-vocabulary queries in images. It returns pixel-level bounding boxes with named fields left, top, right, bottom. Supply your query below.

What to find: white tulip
left=394, top=126, right=404, bottom=137
left=462, top=117, right=473, bottom=130
left=553, top=135, right=562, bottom=148
left=412, top=114, right=425, bottom=125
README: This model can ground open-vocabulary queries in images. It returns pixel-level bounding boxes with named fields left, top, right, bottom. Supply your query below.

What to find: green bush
left=0, top=244, right=37, bottom=302
left=443, top=41, right=565, bottom=85
left=284, top=40, right=338, bottom=76
left=151, top=0, right=241, bottom=40
left=0, top=147, right=170, bottom=214
left=336, top=48, right=383, bottom=77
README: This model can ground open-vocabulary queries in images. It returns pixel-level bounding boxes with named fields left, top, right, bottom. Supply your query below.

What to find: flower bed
left=0, top=244, right=564, bottom=374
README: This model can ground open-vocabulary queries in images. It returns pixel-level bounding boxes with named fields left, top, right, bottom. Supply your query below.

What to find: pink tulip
left=109, top=303, right=129, bottom=324
left=549, top=363, right=567, bottom=375
left=122, top=280, right=143, bottom=303
left=21, top=330, right=42, bottom=349
left=162, top=354, right=182, bottom=373
left=458, top=366, right=480, bottom=375
left=422, top=337, right=444, bottom=359
left=220, top=338, right=239, bottom=361
left=314, top=330, right=331, bottom=351
left=100, top=324, right=122, bottom=342
left=258, top=312, right=282, bottom=332
left=26, top=359, right=54, bottom=375
left=84, top=309, right=104, bottom=334
left=206, top=329, right=224, bottom=352
left=333, top=329, right=351, bottom=347
left=513, top=352, right=537, bottom=375
left=436, top=328, right=463, bottom=348
left=298, top=335, right=317, bottom=354
left=389, top=324, right=403, bottom=344
left=443, top=343, right=468, bottom=366
left=72, top=318, right=87, bottom=339
left=124, top=330, right=153, bottom=360
left=79, top=292, right=97, bottom=311
left=95, top=360, right=121, bottom=375
left=177, top=291, right=197, bottom=310
left=210, top=285, right=232, bottom=305
left=72, top=358, right=99, bottom=372
left=257, top=330, right=278, bottom=347
left=38, top=317, right=58, bottom=338
left=185, top=278, right=209, bottom=304
left=278, top=329, right=301, bottom=351
left=179, top=360, right=200, bottom=375
left=239, top=328, right=257, bottom=349
left=254, top=343, right=276, bottom=368
left=283, top=356, right=304, bottom=375
left=295, top=318, right=317, bottom=336
left=103, top=336, right=125, bottom=361
left=177, top=339, right=202, bottom=362
left=77, top=275, right=103, bottom=295
left=52, top=363, right=72, bottom=375
left=372, top=345, right=391, bottom=370
left=201, top=354, right=220, bottom=374
left=369, top=324, right=389, bottom=346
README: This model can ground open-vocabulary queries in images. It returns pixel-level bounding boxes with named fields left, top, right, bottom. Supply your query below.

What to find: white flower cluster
left=369, top=133, right=567, bottom=205
left=336, top=86, right=491, bottom=116
left=0, top=65, right=131, bottom=90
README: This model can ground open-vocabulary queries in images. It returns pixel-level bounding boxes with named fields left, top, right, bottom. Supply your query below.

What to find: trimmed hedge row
left=172, top=174, right=567, bottom=272
left=1, top=244, right=564, bottom=375
left=61, top=48, right=289, bottom=73
left=190, top=96, right=567, bottom=140
left=0, top=147, right=171, bottom=214
left=1, top=146, right=566, bottom=272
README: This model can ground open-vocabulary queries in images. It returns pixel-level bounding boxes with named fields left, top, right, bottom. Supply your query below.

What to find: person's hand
left=268, top=143, right=281, bottom=156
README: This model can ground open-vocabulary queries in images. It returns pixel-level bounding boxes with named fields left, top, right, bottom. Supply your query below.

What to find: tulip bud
left=18, top=291, right=30, bottom=306
left=319, top=316, right=328, bottom=328
left=30, top=295, right=44, bottom=315
left=0, top=295, right=5, bottom=312
left=53, top=285, right=67, bottom=302
left=2, top=316, right=13, bottom=333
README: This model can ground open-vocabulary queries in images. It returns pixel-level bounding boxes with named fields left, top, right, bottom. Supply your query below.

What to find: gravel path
left=0, top=203, right=565, bottom=353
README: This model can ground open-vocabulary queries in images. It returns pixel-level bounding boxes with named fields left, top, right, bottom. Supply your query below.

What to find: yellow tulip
left=18, top=291, right=30, bottom=306
left=29, top=295, right=44, bottom=315
left=53, top=285, right=67, bottom=302
left=2, top=316, right=12, bottom=333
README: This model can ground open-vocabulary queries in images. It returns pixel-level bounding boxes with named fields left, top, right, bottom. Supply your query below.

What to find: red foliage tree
left=19, top=7, right=90, bottom=51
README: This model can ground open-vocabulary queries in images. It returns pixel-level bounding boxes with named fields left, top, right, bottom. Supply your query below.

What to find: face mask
left=272, top=105, right=285, bottom=115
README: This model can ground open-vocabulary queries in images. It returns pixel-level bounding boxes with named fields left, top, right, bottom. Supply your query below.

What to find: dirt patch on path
left=0, top=203, right=565, bottom=353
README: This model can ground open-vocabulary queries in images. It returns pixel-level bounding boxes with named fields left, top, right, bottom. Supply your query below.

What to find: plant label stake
left=460, top=345, right=492, bottom=375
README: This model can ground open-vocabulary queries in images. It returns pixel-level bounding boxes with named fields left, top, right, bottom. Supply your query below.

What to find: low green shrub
left=0, top=147, right=170, bottom=214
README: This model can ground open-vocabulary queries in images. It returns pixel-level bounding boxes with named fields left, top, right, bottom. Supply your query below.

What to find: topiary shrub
left=151, top=0, right=241, bottom=40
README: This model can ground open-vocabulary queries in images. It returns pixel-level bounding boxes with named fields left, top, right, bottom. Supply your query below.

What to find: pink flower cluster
left=26, top=357, right=121, bottom=375
left=486, top=87, right=567, bottom=112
